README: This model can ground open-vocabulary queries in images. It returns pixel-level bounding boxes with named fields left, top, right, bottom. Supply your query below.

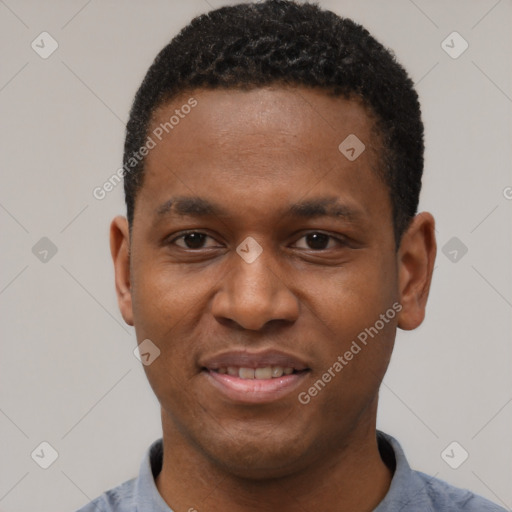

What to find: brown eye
left=294, top=232, right=338, bottom=250
left=173, top=232, right=217, bottom=249
left=306, top=233, right=329, bottom=249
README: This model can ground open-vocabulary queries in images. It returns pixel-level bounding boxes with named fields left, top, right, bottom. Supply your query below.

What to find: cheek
left=307, top=256, right=397, bottom=332
left=130, top=262, right=221, bottom=389
left=299, top=254, right=398, bottom=395
left=130, top=271, right=203, bottom=416
left=131, top=261, right=208, bottom=336
left=303, top=275, right=397, bottom=417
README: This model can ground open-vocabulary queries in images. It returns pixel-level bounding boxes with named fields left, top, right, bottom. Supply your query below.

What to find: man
left=77, top=1, right=506, bottom=510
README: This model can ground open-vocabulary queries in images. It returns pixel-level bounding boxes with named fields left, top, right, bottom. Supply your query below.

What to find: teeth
left=271, top=366, right=283, bottom=377
left=239, top=367, right=255, bottom=379
left=255, top=367, right=272, bottom=379
left=215, top=366, right=295, bottom=379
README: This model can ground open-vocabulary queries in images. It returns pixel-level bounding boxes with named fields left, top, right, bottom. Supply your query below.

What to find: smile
left=200, top=350, right=311, bottom=404
left=204, top=369, right=309, bottom=404
left=213, top=366, right=295, bottom=379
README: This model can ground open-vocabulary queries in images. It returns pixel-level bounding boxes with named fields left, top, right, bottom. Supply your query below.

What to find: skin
left=111, top=87, right=436, bottom=512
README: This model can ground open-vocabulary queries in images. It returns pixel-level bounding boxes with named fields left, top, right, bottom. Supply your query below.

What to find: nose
left=211, top=251, right=300, bottom=331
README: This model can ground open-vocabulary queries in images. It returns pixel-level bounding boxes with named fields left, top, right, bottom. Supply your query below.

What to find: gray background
left=0, top=1, right=511, bottom=511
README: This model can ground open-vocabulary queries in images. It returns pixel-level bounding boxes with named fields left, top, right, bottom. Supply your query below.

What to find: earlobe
left=110, top=216, right=134, bottom=326
left=396, top=212, right=437, bottom=331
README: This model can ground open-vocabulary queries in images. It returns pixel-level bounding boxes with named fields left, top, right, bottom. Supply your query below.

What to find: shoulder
left=415, top=470, right=507, bottom=511
left=74, top=477, right=137, bottom=512
left=376, top=432, right=506, bottom=512
left=74, top=438, right=165, bottom=512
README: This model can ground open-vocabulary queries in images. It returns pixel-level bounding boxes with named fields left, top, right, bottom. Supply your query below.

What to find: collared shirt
left=75, top=431, right=506, bottom=511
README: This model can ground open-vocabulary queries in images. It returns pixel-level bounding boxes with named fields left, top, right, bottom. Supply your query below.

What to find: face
left=111, top=87, right=435, bottom=479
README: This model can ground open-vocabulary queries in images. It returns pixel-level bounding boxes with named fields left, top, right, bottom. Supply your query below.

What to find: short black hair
left=123, top=0, right=424, bottom=246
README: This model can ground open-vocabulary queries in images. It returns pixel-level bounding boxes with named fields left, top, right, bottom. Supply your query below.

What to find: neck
left=155, top=410, right=392, bottom=512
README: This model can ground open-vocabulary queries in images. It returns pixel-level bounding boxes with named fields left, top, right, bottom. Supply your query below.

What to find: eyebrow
left=288, top=197, right=362, bottom=221
left=156, top=196, right=222, bottom=217
left=155, top=196, right=363, bottom=223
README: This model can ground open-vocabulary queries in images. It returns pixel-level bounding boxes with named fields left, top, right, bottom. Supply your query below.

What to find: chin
left=197, top=426, right=315, bottom=480
left=212, top=450, right=306, bottom=480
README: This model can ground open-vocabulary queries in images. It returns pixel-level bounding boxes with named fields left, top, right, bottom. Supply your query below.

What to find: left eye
left=172, top=232, right=219, bottom=249
left=293, top=233, right=339, bottom=250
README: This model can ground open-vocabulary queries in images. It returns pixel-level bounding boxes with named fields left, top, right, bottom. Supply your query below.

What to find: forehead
left=149, top=86, right=378, bottom=159
left=138, top=86, right=390, bottom=228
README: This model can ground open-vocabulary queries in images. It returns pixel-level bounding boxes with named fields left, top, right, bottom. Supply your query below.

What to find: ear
left=110, top=216, right=134, bottom=326
left=396, top=212, right=436, bottom=331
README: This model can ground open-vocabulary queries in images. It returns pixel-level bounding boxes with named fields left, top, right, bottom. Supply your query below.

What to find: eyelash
left=168, top=230, right=347, bottom=251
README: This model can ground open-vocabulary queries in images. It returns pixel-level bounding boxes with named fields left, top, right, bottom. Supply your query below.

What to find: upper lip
left=200, top=349, right=310, bottom=371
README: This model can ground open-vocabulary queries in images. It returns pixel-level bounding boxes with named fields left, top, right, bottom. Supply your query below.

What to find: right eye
left=169, top=231, right=221, bottom=250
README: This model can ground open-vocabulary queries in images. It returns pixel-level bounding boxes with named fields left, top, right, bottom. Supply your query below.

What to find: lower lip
left=203, top=370, right=308, bottom=404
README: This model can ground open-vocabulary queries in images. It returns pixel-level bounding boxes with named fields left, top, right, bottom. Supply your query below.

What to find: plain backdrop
left=0, top=1, right=511, bottom=511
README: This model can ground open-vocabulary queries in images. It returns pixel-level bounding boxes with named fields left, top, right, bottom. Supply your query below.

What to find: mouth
left=211, top=365, right=301, bottom=379
left=200, top=350, right=311, bottom=404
